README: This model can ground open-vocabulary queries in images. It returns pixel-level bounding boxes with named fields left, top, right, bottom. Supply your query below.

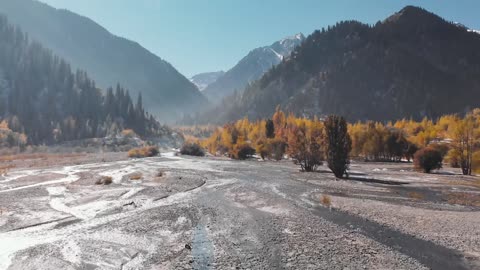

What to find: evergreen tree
left=265, top=119, right=275, bottom=139
left=325, top=115, right=352, bottom=178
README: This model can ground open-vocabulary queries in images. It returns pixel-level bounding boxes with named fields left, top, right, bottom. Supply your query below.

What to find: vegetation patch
left=414, top=147, right=443, bottom=173
left=156, top=170, right=165, bottom=178
left=180, top=142, right=205, bottom=156
left=128, top=146, right=159, bottom=158
left=446, top=192, right=480, bottom=207
left=408, top=191, right=425, bottom=201
left=129, top=173, right=143, bottom=181
left=320, top=195, right=332, bottom=207
left=95, top=176, right=113, bottom=185
left=449, top=179, right=480, bottom=189
left=0, top=164, right=15, bottom=176
left=230, top=143, right=256, bottom=160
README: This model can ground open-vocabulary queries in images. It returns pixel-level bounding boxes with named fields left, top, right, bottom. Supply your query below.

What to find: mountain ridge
left=202, top=33, right=305, bottom=104
left=199, top=6, right=480, bottom=124
left=0, top=0, right=207, bottom=122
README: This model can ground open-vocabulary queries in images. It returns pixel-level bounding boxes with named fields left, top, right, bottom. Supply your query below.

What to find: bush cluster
left=180, top=142, right=205, bottom=156
left=95, top=176, right=113, bottom=185
left=414, top=147, right=443, bottom=173
left=230, top=143, right=256, bottom=160
left=128, top=146, right=159, bottom=158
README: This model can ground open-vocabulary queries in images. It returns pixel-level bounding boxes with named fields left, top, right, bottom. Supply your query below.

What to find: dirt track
left=0, top=153, right=479, bottom=269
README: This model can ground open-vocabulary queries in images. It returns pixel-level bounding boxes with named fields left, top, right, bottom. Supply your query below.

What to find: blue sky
left=39, top=0, right=480, bottom=77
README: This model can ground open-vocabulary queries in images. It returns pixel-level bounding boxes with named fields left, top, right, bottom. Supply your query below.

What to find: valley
left=0, top=1, right=480, bottom=269
left=0, top=153, right=479, bottom=269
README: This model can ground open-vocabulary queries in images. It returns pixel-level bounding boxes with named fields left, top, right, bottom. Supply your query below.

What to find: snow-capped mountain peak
left=270, top=33, right=305, bottom=58
left=202, top=33, right=305, bottom=103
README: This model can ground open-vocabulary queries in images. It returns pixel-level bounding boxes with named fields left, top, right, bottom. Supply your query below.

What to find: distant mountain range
left=190, top=71, right=225, bottom=91
left=202, top=34, right=305, bottom=104
left=0, top=0, right=207, bottom=122
left=200, top=6, right=480, bottom=123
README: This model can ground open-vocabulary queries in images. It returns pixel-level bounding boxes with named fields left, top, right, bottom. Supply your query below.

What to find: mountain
left=206, top=6, right=480, bottom=123
left=0, top=0, right=207, bottom=122
left=0, top=15, right=165, bottom=145
left=190, top=71, right=225, bottom=91
left=469, top=29, right=480, bottom=35
left=202, top=33, right=305, bottom=104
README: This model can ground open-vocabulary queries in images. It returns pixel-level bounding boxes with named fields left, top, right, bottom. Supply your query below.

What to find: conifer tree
left=325, top=115, right=352, bottom=178
left=265, top=119, right=275, bottom=139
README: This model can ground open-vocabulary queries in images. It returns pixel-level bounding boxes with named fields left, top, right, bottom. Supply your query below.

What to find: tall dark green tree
left=325, top=115, right=352, bottom=178
left=265, top=119, right=275, bottom=138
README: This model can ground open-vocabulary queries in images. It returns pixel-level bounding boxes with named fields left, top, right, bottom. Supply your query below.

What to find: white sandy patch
left=0, top=173, right=79, bottom=193
left=0, top=169, right=39, bottom=183
left=47, top=186, right=121, bottom=220
left=206, top=178, right=237, bottom=189
left=271, top=185, right=288, bottom=199
left=121, top=187, right=144, bottom=199
left=175, top=216, right=187, bottom=226
left=258, top=205, right=290, bottom=215
left=161, top=151, right=181, bottom=159
left=0, top=230, right=60, bottom=270
left=61, top=239, right=81, bottom=266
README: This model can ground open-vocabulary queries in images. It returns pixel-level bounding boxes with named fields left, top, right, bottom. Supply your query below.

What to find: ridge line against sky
left=38, top=0, right=480, bottom=77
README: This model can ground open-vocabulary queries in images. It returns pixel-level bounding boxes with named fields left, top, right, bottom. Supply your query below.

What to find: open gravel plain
left=0, top=153, right=479, bottom=269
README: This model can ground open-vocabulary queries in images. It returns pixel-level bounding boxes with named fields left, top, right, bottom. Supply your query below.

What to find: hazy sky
left=39, top=0, right=480, bottom=77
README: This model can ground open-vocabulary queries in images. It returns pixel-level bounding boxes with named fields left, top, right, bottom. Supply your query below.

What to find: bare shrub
left=156, top=170, right=165, bottom=177
left=408, top=191, right=425, bottom=200
left=321, top=195, right=332, bottom=207
left=96, top=176, right=113, bottom=185
left=129, top=173, right=143, bottom=180
left=447, top=192, right=480, bottom=207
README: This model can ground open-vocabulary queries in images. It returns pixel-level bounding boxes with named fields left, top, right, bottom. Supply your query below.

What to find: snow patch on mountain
left=270, top=48, right=284, bottom=60
left=190, top=71, right=225, bottom=91
left=468, top=29, right=480, bottom=35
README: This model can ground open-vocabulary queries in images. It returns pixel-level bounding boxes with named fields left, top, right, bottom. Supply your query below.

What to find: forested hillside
left=0, top=15, right=163, bottom=145
left=0, top=0, right=208, bottom=121
left=200, top=6, right=480, bottom=123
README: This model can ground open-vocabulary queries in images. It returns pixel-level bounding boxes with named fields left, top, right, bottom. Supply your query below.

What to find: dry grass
left=0, top=153, right=84, bottom=162
left=446, top=192, right=480, bottom=207
left=128, top=146, right=159, bottom=158
left=449, top=179, right=480, bottom=189
left=0, top=164, right=15, bottom=176
left=95, top=176, right=113, bottom=185
left=320, top=194, right=332, bottom=207
left=408, top=191, right=425, bottom=201
left=129, top=173, right=143, bottom=181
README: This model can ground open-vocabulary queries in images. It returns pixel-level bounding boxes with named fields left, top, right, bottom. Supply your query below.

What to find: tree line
left=0, top=15, right=162, bottom=146
left=197, top=108, right=480, bottom=176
